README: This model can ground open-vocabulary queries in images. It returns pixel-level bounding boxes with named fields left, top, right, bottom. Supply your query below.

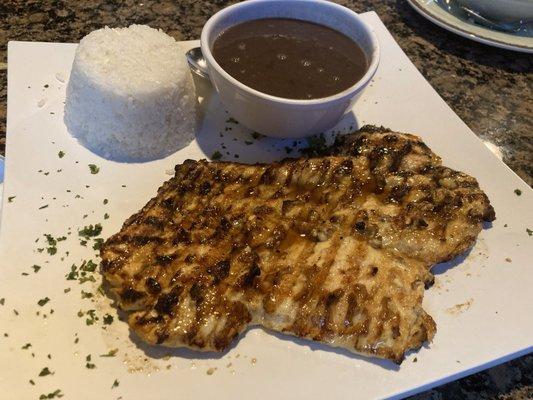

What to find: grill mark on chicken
left=101, top=126, right=494, bottom=363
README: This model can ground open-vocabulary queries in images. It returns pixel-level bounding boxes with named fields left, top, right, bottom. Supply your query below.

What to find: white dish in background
left=456, top=0, right=533, bottom=23
left=1, top=12, right=532, bottom=400
left=408, top=0, right=533, bottom=53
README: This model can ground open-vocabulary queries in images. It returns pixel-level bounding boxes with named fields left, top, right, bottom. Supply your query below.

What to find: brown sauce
left=212, top=18, right=368, bottom=100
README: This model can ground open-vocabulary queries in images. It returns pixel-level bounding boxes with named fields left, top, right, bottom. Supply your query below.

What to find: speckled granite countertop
left=0, top=0, right=531, bottom=398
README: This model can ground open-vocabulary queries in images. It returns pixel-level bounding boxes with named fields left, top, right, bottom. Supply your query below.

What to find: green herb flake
left=37, top=297, right=50, bottom=307
left=38, top=367, right=54, bottom=377
left=22, top=343, right=32, bottom=349
left=100, top=348, right=118, bottom=357
left=103, top=198, right=109, bottom=205
left=211, top=151, right=222, bottom=160
left=514, top=189, right=522, bottom=196
left=226, top=117, right=239, bottom=124
left=527, top=228, right=532, bottom=236
left=93, top=238, right=104, bottom=251
left=8, top=196, right=16, bottom=203
left=85, top=309, right=98, bottom=325
left=85, top=354, right=96, bottom=369
left=38, top=389, right=63, bottom=399
left=58, top=151, right=65, bottom=158
left=79, top=275, right=96, bottom=284
left=112, top=379, right=120, bottom=389
left=81, top=291, right=93, bottom=299
left=21, top=272, right=29, bottom=276
left=66, top=264, right=78, bottom=280
left=13, top=309, right=19, bottom=316
left=29, top=379, right=35, bottom=385
left=251, top=132, right=264, bottom=139
left=104, top=213, right=109, bottom=220
left=78, top=224, right=102, bottom=238
left=88, top=164, right=100, bottom=174
left=103, top=314, right=114, bottom=325
left=0, top=298, right=4, bottom=306
left=81, top=260, right=98, bottom=272
left=39, top=204, right=49, bottom=210
left=32, top=265, right=41, bottom=273
left=301, top=133, right=327, bottom=156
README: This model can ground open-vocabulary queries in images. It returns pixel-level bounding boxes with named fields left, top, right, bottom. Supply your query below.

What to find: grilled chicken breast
left=101, top=126, right=494, bottom=363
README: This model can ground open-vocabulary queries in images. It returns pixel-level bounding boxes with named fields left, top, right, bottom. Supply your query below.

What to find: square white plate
left=1, top=12, right=531, bottom=400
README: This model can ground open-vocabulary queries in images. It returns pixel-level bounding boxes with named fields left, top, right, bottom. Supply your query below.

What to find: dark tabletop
left=0, top=0, right=531, bottom=398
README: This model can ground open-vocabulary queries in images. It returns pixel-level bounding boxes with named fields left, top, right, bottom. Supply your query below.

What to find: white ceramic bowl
left=200, top=0, right=380, bottom=138
left=456, top=0, right=533, bottom=23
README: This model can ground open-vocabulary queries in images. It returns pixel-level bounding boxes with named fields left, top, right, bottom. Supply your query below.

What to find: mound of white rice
left=64, top=24, right=196, bottom=162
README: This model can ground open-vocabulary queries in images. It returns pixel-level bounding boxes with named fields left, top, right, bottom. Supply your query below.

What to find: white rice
left=64, top=24, right=196, bottom=162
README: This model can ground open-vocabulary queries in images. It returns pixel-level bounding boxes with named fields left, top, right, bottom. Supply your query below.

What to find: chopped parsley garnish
left=8, top=196, right=16, bottom=203
left=44, top=234, right=58, bottom=255
left=64, top=288, right=71, bottom=294
left=88, top=164, right=100, bottom=174
left=93, top=238, right=104, bottom=250
left=38, top=367, right=54, bottom=377
left=32, top=265, right=41, bottom=273
left=39, top=204, right=49, bottom=210
left=81, top=291, right=93, bottom=299
left=514, top=189, right=522, bottom=196
left=22, top=343, right=32, bottom=349
left=78, top=224, right=102, bottom=238
left=226, top=117, right=238, bottom=124
left=100, top=348, right=118, bottom=357
left=0, top=298, right=4, bottom=306
left=211, top=151, right=222, bottom=160
left=527, top=228, right=532, bottom=236
left=37, top=297, right=50, bottom=307
left=251, top=132, right=264, bottom=139
left=29, top=379, right=35, bottom=385
left=112, top=379, right=120, bottom=389
left=104, top=213, right=109, bottom=220
left=244, top=140, right=253, bottom=145
left=39, top=389, right=63, bottom=399
left=13, top=309, right=19, bottom=316
left=301, top=133, right=328, bottom=156
left=103, top=199, right=108, bottom=205
left=103, top=314, right=114, bottom=325
left=79, top=275, right=96, bottom=284
left=81, top=260, right=97, bottom=272
left=58, top=151, right=65, bottom=158
left=85, top=354, right=96, bottom=369
left=85, top=309, right=98, bottom=325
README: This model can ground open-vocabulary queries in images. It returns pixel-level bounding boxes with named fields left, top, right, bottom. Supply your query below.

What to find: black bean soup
left=212, top=18, right=368, bottom=100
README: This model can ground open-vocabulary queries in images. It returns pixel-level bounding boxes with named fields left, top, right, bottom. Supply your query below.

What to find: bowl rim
left=200, top=0, right=380, bottom=106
